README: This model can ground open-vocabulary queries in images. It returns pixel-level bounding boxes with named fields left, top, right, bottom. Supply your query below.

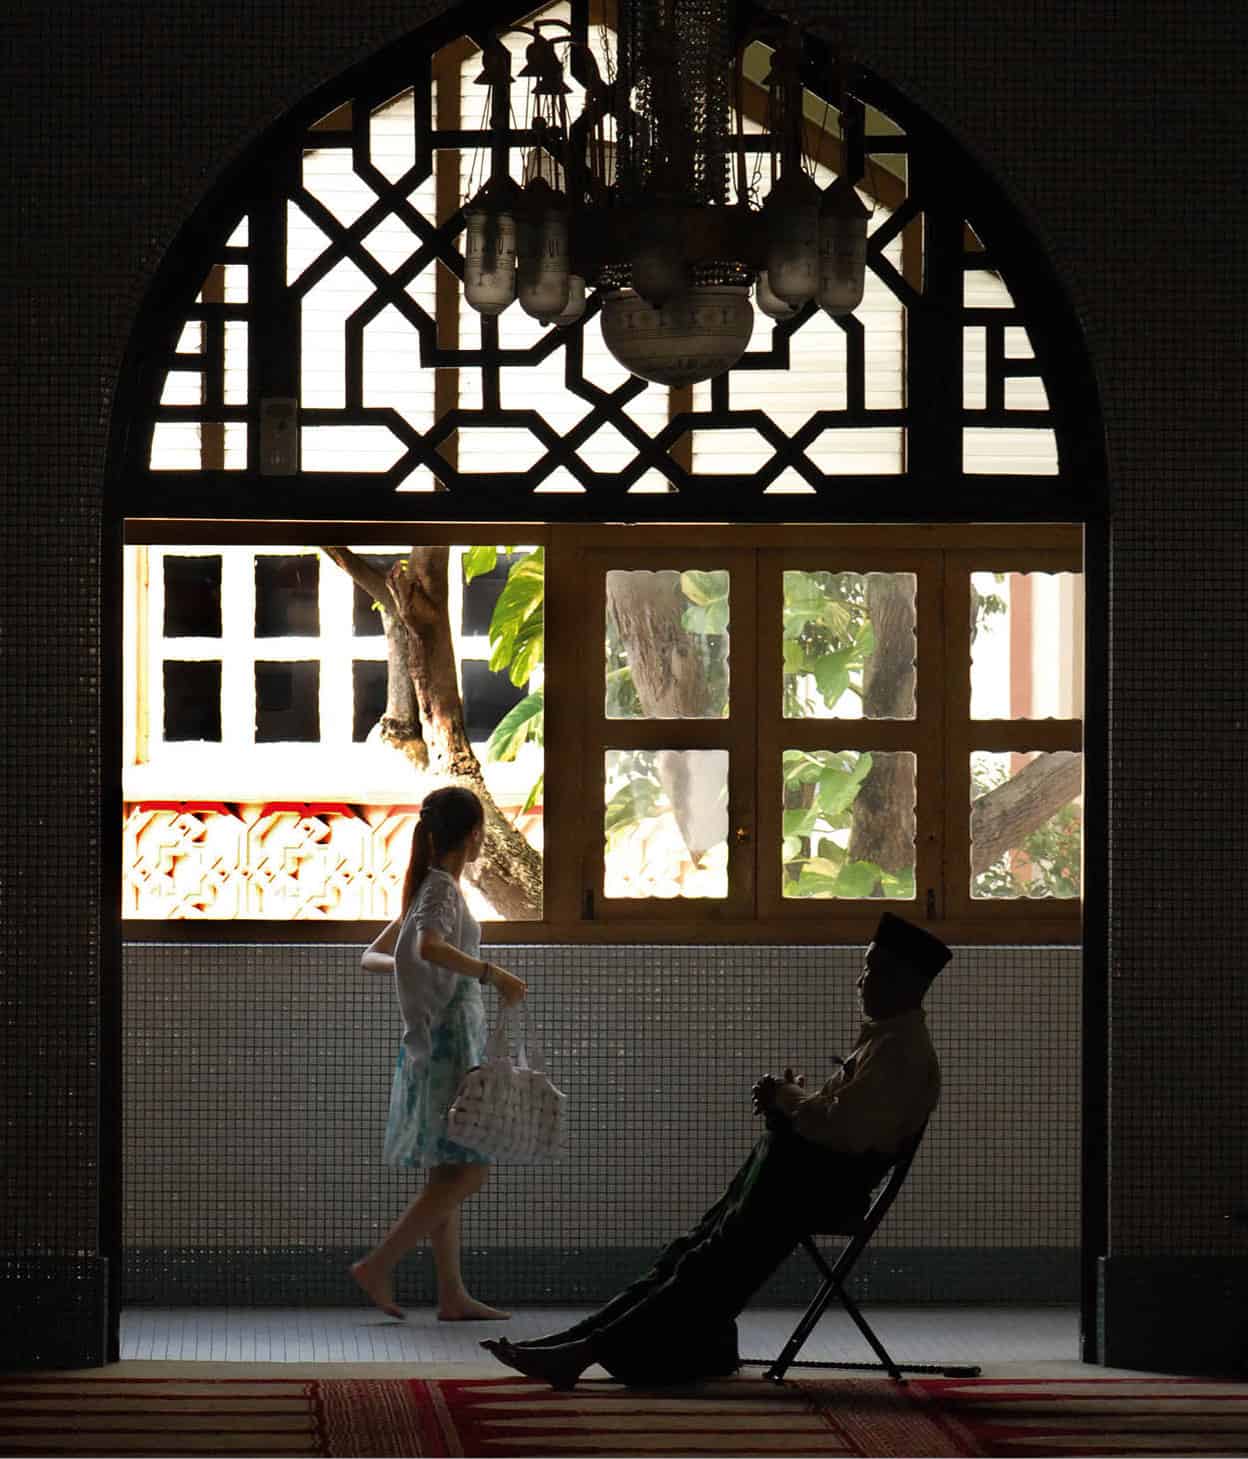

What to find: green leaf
left=605, top=665, right=640, bottom=718
left=680, top=569, right=729, bottom=609
left=487, top=549, right=545, bottom=674
left=462, top=545, right=498, bottom=583
left=782, top=639, right=810, bottom=672
left=832, top=859, right=885, bottom=898
left=682, top=599, right=730, bottom=636
left=787, top=868, right=842, bottom=898
left=781, top=835, right=805, bottom=862
left=804, top=854, right=845, bottom=878
left=815, top=598, right=855, bottom=638
left=814, top=753, right=873, bottom=816
left=813, top=647, right=854, bottom=706
left=782, top=751, right=824, bottom=787
left=782, top=573, right=827, bottom=615
left=497, top=609, right=544, bottom=687
left=680, top=570, right=730, bottom=637
left=485, top=688, right=544, bottom=762
left=783, top=808, right=818, bottom=839
left=605, top=776, right=663, bottom=837
left=877, top=867, right=916, bottom=900
left=520, top=772, right=544, bottom=817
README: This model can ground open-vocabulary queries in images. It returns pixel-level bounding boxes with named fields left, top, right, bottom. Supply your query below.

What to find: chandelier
left=460, top=0, right=869, bottom=385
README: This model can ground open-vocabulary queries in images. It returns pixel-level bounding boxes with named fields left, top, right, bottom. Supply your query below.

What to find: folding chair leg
left=837, top=1288, right=903, bottom=1381
left=763, top=1278, right=840, bottom=1384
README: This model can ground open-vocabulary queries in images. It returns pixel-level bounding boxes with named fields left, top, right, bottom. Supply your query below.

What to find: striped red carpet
left=2, top=1373, right=1247, bottom=1456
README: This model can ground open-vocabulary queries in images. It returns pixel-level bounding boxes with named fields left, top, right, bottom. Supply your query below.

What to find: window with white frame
left=122, top=541, right=543, bottom=921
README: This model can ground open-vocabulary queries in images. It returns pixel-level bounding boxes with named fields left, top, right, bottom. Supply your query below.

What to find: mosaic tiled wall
left=6, top=0, right=1247, bottom=1371
left=122, top=943, right=1080, bottom=1307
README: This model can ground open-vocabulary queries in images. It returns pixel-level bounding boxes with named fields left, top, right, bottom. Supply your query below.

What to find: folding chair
left=742, top=1121, right=982, bottom=1383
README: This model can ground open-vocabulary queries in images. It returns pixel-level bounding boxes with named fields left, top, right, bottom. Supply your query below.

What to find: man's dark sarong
left=551, top=1124, right=893, bottom=1386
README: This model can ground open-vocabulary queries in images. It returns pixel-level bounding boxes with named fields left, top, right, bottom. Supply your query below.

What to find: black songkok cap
left=872, top=911, right=952, bottom=979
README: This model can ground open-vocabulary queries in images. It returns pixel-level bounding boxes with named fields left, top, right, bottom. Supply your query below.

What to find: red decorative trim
left=257, top=802, right=357, bottom=817
left=128, top=801, right=234, bottom=814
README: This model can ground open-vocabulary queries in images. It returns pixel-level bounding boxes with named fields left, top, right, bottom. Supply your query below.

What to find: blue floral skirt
left=382, top=982, right=490, bottom=1169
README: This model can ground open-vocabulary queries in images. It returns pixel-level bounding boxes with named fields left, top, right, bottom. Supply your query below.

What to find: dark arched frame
left=101, top=0, right=1109, bottom=1361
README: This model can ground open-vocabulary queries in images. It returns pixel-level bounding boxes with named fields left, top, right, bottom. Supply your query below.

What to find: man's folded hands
left=751, top=1067, right=807, bottom=1117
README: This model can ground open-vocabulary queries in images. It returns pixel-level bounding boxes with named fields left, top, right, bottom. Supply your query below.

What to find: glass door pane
left=604, top=749, right=729, bottom=898
left=970, top=749, right=1082, bottom=900
left=781, top=749, right=917, bottom=899
left=606, top=568, right=730, bottom=719
left=782, top=569, right=916, bottom=719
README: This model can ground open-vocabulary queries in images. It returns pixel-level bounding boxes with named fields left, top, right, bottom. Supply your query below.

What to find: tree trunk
left=322, top=547, right=426, bottom=769
left=606, top=570, right=721, bottom=718
left=971, top=750, right=1082, bottom=874
left=387, top=548, right=543, bottom=920
left=606, top=570, right=727, bottom=858
left=846, top=573, right=917, bottom=880
left=378, top=622, right=428, bottom=770
left=386, top=549, right=478, bottom=780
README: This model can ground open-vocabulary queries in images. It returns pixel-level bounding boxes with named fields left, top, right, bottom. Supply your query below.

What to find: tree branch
left=322, top=546, right=389, bottom=605
left=971, top=751, right=1082, bottom=874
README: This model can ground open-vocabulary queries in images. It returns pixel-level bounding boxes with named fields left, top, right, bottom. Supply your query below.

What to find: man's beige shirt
left=786, top=1008, right=940, bottom=1155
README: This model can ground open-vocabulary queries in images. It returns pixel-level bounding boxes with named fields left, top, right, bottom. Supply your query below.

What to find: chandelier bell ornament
left=755, top=269, right=801, bottom=321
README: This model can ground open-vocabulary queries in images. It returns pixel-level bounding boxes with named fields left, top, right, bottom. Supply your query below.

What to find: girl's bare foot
left=350, top=1259, right=404, bottom=1319
left=438, top=1296, right=511, bottom=1321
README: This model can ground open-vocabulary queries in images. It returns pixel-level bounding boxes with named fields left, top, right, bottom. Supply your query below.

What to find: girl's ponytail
left=400, top=785, right=485, bottom=910
left=402, top=820, right=435, bottom=909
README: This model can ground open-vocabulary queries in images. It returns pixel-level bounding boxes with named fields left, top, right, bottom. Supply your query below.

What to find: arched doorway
left=104, top=0, right=1107, bottom=1363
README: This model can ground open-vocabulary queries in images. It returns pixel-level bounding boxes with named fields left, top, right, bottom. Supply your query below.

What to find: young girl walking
left=351, top=785, right=527, bottom=1321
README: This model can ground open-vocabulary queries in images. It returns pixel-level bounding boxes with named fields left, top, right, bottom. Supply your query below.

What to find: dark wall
left=5, top=0, right=1247, bottom=1371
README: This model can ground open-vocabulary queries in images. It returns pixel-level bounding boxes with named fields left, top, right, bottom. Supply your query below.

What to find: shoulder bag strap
left=485, top=1001, right=546, bottom=1072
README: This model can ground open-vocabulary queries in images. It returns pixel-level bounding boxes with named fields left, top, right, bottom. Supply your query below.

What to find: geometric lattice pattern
left=122, top=803, right=418, bottom=918
left=123, top=0, right=1083, bottom=523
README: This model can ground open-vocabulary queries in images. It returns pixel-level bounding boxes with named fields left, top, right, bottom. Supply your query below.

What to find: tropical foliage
left=466, top=546, right=546, bottom=819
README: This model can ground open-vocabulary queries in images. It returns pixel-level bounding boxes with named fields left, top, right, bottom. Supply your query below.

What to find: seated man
left=483, top=911, right=950, bottom=1389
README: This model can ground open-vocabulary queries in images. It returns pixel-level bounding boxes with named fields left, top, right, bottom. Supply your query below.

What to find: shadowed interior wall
left=122, top=944, right=1080, bottom=1307
left=5, top=0, right=1247, bottom=1371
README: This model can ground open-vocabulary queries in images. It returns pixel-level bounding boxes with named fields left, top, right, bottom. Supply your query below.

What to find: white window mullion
left=220, top=551, right=255, bottom=754
left=319, top=549, right=354, bottom=747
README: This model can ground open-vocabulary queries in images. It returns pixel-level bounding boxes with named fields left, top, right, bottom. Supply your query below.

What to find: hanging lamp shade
left=756, top=270, right=800, bottom=321
left=516, top=177, right=572, bottom=324
left=817, top=178, right=869, bottom=317
left=554, top=273, right=587, bottom=326
left=762, top=172, right=822, bottom=307
left=463, top=182, right=520, bottom=316
left=601, top=285, right=754, bottom=385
